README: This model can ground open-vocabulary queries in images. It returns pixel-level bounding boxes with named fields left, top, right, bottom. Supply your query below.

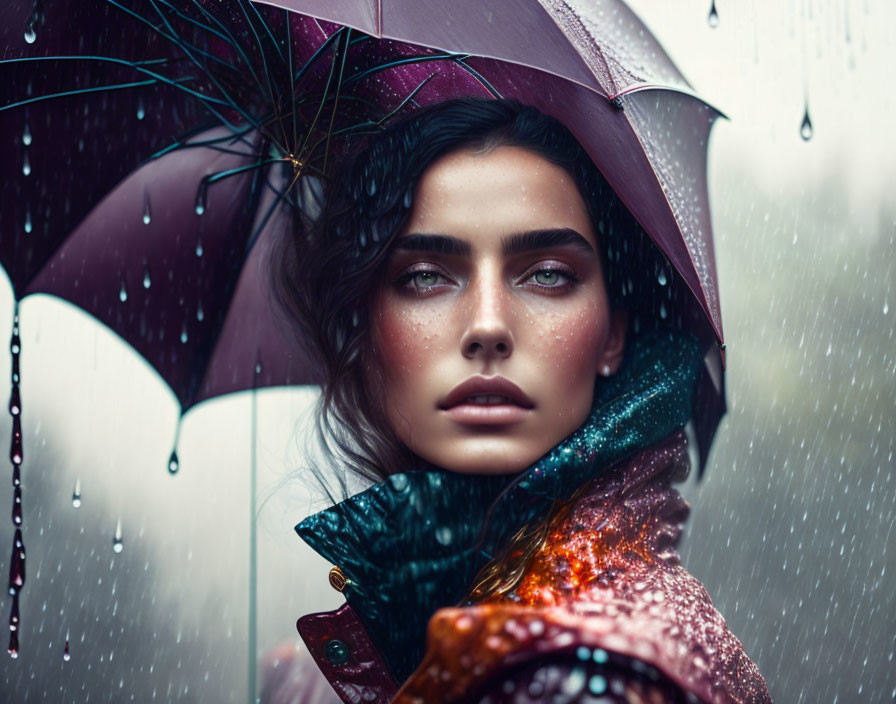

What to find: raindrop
left=22, top=152, right=30, bottom=176
left=659, top=302, right=668, bottom=320
left=23, top=23, right=36, bottom=44
left=366, top=179, right=377, bottom=197
left=707, top=0, right=719, bottom=28
left=388, top=474, right=409, bottom=492
left=11, top=486, right=22, bottom=526
left=142, top=191, right=151, bottom=225
left=800, top=103, right=813, bottom=141
left=9, top=597, right=19, bottom=631
left=403, top=189, right=413, bottom=209
left=112, top=519, right=123, bottom=553
left=168, top=450, right=179, bottom=475
left=195, top=180, right=208, bottom=216
left=143, top=265, right=151, bottom=289
left=72, top=479, right=81, bottom=508
left=119, top=279, right=128, bottom=302
left=63, top=640, right=70, bottom=662
left=435, top=526, right=453, bottom=546
left=884, top=301, right=889, bottom=315
left=22, top=123, right=31, bottom=146
left=657, top=269, right=667, bottom=286
left=195, top=238, right=203, bottom=257
left=9, top=385, right=21, bottom=416
left=24, top=210, right=31, bottom=234
left=195, top=301, right=204, bottom=322
left=136, top=97, right=145, bottom=121
left=8, top=528, right=25, bottom=594
left=8, top=629, right=18, bottom=658
left=180, top=323, right=188, bottom=344
left=588, top=674, right=607, bottom=695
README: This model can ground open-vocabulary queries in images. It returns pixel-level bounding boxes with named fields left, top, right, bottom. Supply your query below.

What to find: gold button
left=328, top=566, right=348, bottom=592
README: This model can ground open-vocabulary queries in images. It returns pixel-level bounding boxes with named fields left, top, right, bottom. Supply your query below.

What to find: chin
left=427, top=440, right=544, bottom=476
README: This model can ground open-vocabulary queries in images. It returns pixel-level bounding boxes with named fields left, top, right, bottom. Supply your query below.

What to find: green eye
left=534, top=270, right=560, bottom=285
left=414, top=271, right=439, bottom=286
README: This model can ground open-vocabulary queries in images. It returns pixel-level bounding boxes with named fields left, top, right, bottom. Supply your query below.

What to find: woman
left=269, top=98, right=771, bottom=704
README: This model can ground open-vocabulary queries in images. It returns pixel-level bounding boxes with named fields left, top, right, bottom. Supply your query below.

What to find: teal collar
left=296, top=330, right=703, bottom=681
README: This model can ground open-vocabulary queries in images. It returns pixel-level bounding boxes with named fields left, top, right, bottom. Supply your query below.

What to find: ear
left=597, top=309, right=628, bottom=376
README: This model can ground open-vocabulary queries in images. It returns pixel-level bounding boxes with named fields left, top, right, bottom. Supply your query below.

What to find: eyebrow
left=393, top=228, right=595, bottom=257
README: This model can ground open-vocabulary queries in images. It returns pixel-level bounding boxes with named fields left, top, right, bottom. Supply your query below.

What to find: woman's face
left=370, top=145, right=626, bottom=475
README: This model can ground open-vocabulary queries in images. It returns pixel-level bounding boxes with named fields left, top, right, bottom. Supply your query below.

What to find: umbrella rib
left=323, top=28, right=352, bottom=178
left=184, top=0, right=265, bottom=92
left=450, top=57, right=502, bottom=99
left=295, top=29, right=343, bottom=165
left=343, top=53, right=459, bottom=86
left=146, top=0, right=259, bottom=127
left=285, top=10, right=298, bottom=161
left=149, top=0, right=244, bottom=73
left=0, top=56, right=241, bottom=129
left=293, top=26, right=346, bottom=84
left=246, top=0, right=285, bottom=63
left=236, top=0, right=289, bottom=156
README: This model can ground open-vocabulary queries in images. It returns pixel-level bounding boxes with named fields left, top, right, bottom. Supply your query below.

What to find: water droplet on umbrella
left=22, top=123, right=31, bottom=146
left=10, top=425, right=22, bottom=465
left=112, top=519, right=123, bottom=553
left=180, top=324, right=188, bottom=344
left=195, top=181, right=207, bottom=215
left=119, top=279, right=128, bottom=302
left=72, top=479, right=81, bottom=508
left=136, top=97, right=145, bottom=121
left=8, top=528, right=25, bottom=594
left=23, top=210, right=32, bottom=234
left=143, top=265, right=151, bottom=289
left=23, top=23, right=36, bottom=44
left=9, top=385, right=21, bottom=416
left=22, top=153, right=30, bottom=176
left=195, top=238, right=203, bottom=257
left=142, top=191, right=151, bottom=225
left=11, top=486, right=22, bottom=526
left=707, top=0, right=719, bottom=27
left=168, top=450, right=179, bottom=475
left=196, top=302, right=204, bottom=322
left=63, top=640, right=70, bottom=661
left=9, top=596, right=19, bottom=631
left=800, top=104, right=813, bottom=141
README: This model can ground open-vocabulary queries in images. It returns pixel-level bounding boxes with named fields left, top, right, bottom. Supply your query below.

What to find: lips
left=439, top=376, right=535, bottom=410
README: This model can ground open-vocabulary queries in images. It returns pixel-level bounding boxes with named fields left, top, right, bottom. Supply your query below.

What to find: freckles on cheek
left=375, top=303, right=442, bottom=378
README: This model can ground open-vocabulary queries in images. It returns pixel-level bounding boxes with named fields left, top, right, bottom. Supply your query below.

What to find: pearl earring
left=601, top=364, right=612, bottom=377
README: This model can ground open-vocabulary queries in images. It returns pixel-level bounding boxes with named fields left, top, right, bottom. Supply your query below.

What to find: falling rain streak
left=112, top=519, right=124, bottom=553
left=143, top=190, right=151, bottom=225
left=707, top=0, right=719, bottom=28
left=72, top=479, right=81, bottom=508
left=800, top=102, right=814, bottom=141
left=63, top=639, right=70, bottom=662
left=7, top=305, right=25, bottom=657
left=195, top=181, right=208, bottom=216
left=168, top=450, right=179, bottom=475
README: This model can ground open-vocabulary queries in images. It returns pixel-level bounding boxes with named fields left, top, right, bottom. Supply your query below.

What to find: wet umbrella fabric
left=0, top=0, right=725, bottom=664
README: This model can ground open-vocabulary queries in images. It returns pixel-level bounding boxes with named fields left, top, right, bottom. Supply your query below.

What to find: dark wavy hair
left=271, top=97, right=682, bottom=496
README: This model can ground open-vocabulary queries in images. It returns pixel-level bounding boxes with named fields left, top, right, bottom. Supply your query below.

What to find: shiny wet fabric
left=295, top=330, right=704, bottom=683
left=392, top=433, right=771, bottom=704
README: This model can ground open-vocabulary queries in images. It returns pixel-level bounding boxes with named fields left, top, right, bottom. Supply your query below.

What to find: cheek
left=532, top=300, right=606, bottom=383
left=372, top=298, right=448, bottom=386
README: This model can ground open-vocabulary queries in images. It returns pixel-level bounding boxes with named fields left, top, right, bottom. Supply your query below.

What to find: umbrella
left=0, top=0, right=725, bottom=669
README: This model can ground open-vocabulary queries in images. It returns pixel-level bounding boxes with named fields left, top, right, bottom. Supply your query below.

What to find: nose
left=459, top=269, right=514, bottom=361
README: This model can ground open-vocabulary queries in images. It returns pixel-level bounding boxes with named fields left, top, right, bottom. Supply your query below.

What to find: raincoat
left=269, top=332, right=772, bottom=704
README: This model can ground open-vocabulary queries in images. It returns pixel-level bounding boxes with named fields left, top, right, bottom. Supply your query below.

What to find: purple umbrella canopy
left=0, top=0, right=725, bottom=660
